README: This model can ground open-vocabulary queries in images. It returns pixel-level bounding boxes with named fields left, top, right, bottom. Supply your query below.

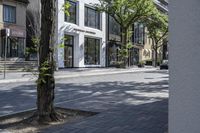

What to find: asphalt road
left=0, top=70, right=168, bottom=116
left=0, top=70, right=169, bottom=133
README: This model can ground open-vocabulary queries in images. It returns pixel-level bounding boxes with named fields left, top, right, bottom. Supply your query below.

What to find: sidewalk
left=0, top=67, right=157, bottom=84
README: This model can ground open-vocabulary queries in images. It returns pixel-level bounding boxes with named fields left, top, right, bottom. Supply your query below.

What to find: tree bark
left=122, top=28, right=128, bottom=46
left=37, top=0, right=59, bottom=123
left=152, top=40, right=158, bottom=67
left=155, top=46, right=158, bottom=67
left=121, top=28, right=128, bottom=67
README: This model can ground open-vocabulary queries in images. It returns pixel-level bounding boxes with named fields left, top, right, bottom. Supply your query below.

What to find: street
left=0, top=70, right=168, bottom=133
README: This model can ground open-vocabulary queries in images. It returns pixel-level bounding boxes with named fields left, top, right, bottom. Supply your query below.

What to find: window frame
left=3, top=4, right=16, bottom=24
left=85, top=6, right=101, bottom=30
left=65, top=0, right=77, bottom=24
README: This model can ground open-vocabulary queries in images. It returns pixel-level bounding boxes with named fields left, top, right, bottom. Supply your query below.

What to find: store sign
left=10, top=29, right=26, bottom=38
left=0, top=28, right=26, bottom=38
left=74, top=28, right=96, bottom=35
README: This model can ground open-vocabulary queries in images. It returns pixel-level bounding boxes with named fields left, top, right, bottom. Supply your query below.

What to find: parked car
left=160, top=60, right=168, bottom=69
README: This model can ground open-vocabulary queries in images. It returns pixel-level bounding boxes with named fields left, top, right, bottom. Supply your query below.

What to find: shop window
left=84, top=37, right=100, bottom=65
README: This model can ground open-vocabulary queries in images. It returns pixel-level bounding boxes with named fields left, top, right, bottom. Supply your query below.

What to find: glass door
left=64, top=45, right=73, bottom=67
left=64, top=35, right=74, bottom=68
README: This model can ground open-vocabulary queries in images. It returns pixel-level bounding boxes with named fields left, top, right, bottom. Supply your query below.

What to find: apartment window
left=65, top=0, right=76, bottom=24
left=84, top=37, right=100, bottom=65
left=85, top=6, right=100, bottom=29
left=3, top=5, right=16, bottom=23
left=133, top=23, right=145, bottom=45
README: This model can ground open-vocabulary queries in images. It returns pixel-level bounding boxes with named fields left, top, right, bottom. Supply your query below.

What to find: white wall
left=169, top=0, right=200, bottom=132
left=56, top=0, right=106, bottom=68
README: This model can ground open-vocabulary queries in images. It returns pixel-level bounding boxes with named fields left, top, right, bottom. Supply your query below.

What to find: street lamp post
left=3, top=36, right=7, bottom=79
left=3, top=28, right=10, bottom=79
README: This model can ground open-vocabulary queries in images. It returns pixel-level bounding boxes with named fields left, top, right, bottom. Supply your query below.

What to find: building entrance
left=1, top=37, right=25, bottom=58
left=64, top=35, right=74, bottom=68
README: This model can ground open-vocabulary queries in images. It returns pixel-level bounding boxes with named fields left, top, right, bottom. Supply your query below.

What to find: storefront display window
left=84, top=37, right=100, bottom=65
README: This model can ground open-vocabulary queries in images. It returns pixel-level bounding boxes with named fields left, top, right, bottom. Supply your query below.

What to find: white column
left=169, top=0, right=200, bottom=132
left=57, top=0, right=65, bottom=68
left=101, top=12, right=106, bottom=67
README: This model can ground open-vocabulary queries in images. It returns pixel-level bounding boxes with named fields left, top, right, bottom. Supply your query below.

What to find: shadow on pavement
left=0, top=79, right=168, bottom=114
left=0, top=73, right=168, bottom=133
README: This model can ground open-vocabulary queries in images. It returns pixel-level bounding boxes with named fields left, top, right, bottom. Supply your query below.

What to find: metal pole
left=3, top=36, right=7, bottom=79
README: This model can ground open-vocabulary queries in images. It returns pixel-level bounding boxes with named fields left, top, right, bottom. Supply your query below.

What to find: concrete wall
left=56, top=0, right=106, bottom=68
left=169, top=0, right=200, bottom=132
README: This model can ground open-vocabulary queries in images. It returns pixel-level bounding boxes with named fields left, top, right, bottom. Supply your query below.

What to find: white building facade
left=56, top=0, right=106, bottom=68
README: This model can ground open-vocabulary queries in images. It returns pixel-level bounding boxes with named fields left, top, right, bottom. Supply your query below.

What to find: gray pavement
left=0, top=67, right=157, bottom=83
left=0, top=70, right=168, bottom=133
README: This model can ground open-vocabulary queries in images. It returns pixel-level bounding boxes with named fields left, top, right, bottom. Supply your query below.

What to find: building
left=27, top=0, right=168, bottom=69
left=133, top=0, right=168, bottom=65
left=105, top=15, right=122, bottom=67
left=26, top=0, right=40, bottom=60
left=56, top=0, right=106, bottom=68
left=132, top=23, right=153, bottom=66
left=106, top=0, right=168, bottom=67
left=0, top=0, right=29, bottom=60
left=155, top=0, right=168, bottom=60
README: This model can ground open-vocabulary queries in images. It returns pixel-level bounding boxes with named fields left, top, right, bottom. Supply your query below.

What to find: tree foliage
left=144, top=10, right=168, bottom=66
left=94, top=0, right=156, bottom=45
left=145, top=10, right=168, bottom=48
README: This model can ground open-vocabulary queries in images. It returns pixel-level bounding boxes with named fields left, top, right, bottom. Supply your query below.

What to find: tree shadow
left=0, top=74, right=168, bottom=132
left=0, top=78, right=168, bottom=115
left=42, top=99, right=168, bottom=133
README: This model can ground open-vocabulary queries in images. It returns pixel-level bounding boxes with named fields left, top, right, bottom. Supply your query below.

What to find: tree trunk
left=37, top=0, right=59, bottom=123
left=122, top=28, right=128, bottom=46
left=155, top=47, right=158, bottom=67
left=152, top=39, right=158, bottom=67
left=121, top=28, right=128, bottom=67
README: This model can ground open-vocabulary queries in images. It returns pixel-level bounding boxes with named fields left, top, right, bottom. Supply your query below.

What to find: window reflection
left=65, top=0, right=76, bottom=24
left=84, top=37, right=100, bottom=65
left=85, top=7, right=100, bottom=29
